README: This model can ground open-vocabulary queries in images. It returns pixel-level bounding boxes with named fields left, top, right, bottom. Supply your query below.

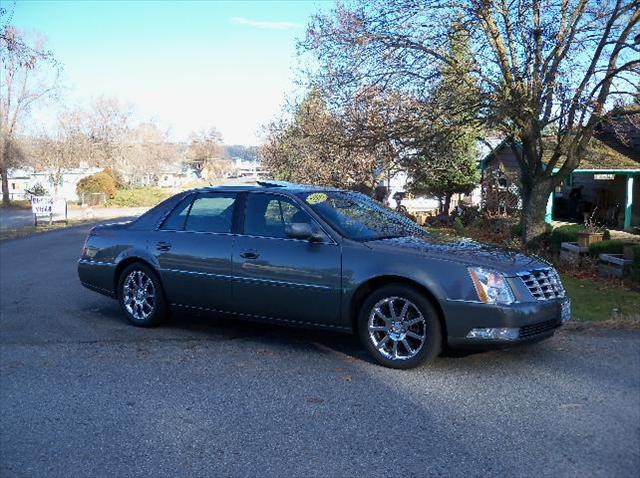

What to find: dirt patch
left=563, top=318, right=640, bottom=332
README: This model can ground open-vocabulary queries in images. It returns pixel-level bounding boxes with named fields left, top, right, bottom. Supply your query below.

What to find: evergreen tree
left=407, top=24, right=480, bottom=214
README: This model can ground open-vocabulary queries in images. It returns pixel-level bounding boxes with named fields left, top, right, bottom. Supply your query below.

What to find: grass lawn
left=0, top=219, right=98, bottom=242
left=562, top=276, right=640, bottom=322
left=107, top=187, right=172, bottom=207
left=0, top=199, right=31, bottom=209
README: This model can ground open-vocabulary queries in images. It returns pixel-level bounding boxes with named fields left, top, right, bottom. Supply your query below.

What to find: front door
left=233, top=192, right=341, bottom=326
left=151, top=192, right=238, bottom=311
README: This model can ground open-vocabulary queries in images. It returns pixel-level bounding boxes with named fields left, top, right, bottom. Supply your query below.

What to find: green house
left=479, top=121, right=640, bottom=231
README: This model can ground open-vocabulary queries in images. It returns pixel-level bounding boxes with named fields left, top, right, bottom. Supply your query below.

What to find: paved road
left=0, top=207, right=149, bottom=230
left=1, top=225, right=639, bottom=477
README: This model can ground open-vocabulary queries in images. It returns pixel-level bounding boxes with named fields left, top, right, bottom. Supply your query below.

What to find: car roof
left=189, top=181, right=344, bottom=195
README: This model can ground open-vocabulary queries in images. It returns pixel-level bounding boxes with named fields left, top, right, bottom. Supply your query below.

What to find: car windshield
left=297, top=190, right=428, bottom=241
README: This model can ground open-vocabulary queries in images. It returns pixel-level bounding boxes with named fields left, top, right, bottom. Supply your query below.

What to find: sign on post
left=31, top=196, right=68, bottom=226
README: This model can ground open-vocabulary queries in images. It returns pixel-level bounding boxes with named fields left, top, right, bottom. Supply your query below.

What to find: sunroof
left=256, top=180, right=290, bottom=188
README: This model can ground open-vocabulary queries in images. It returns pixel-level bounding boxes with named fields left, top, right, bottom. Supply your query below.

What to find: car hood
left=363, top=234, right=549, bottom=275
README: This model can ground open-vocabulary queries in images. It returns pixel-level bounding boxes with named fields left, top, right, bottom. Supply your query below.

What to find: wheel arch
left=350, top=275, right=448, bottom=343
left=113, top=256, right=161, bottom=297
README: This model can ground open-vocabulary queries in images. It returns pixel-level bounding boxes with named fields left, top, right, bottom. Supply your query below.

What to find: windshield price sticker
left=306, top=192, right=328, bottom=205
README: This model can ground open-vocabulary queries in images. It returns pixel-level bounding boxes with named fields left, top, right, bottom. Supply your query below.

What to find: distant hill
left=225, top=145, right=258, bottom=162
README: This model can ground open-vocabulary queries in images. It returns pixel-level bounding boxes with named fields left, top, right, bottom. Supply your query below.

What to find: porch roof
left=480, top=136, right=640, bottom=173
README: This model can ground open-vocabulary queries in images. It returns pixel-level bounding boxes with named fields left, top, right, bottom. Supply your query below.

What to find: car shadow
left=168, top=309, right=375, bottom=362
left=89, top=298, right=520, bottom=366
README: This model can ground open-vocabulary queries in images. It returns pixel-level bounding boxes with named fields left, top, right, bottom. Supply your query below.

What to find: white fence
left=78, top=192, right=107, bottom=206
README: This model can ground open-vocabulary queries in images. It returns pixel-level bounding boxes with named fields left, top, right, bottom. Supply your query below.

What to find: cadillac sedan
left=78, top=181, right=570, bottom=368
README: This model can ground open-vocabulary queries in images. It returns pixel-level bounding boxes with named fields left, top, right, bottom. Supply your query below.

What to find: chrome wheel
left=368, top=296, right=427, bottom=361
left=123, top=270, right=156, bottom=321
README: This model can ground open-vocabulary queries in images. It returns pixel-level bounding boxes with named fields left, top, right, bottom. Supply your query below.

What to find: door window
left=244, top=193, right=312, bottom=239
left=183, top=193, right=237, bottom=233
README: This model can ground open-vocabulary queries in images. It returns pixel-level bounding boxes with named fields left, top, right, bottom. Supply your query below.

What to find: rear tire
left=117, top=263, right=167, bottom=327
left=358, top=284, right=442, bottom=369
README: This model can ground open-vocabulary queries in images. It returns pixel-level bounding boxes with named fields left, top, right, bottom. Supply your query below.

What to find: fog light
left=466, top=327, right=520, bottom=340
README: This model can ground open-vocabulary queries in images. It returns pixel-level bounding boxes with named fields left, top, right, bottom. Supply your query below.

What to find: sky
left=11, top=0, right=331, bottom=145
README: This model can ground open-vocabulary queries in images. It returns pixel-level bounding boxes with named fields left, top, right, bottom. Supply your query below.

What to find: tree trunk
left=1, top=167, right=9, bottom=206
left=2, top=137, right=11, bottom=205
left=442, top=192, right=452, bottom=216
left=521, top=182, right=553, bottom=245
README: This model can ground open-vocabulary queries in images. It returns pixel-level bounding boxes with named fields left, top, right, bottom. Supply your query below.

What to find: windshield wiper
left=362, top=234, right=406, bottom=242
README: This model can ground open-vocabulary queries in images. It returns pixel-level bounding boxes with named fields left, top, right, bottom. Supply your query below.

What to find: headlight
left=468, top=267, right=515, bottom=305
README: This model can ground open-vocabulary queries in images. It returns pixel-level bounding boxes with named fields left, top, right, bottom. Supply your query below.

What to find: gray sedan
left=78, top=181, right=570, bottom=368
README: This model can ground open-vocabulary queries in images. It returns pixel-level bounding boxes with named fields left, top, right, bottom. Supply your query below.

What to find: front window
left=297, top=191, right=426, bottom=241
left=244, top=193, right=312, bottom=239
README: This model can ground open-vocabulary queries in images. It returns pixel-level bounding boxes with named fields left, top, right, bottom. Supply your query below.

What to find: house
left=228, top=158, right=266, bottom=179
left=376, top=141, right=504, bottom=214
left=156, top=163, right=198, bottom=188
left=5, top=169, right=32, bottom=200
left=4, top=166, right=102, bottom=202
left=479, top=119, right=640, bottom=231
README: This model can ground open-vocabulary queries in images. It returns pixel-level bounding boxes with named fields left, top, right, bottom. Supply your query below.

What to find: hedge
left=587, top=240, right=626, bottom=257
left=76, top=171, right=117, bottom=199
left=632, top=245, right=640, bottom=283
left=549, top=224, right=585, bottom=251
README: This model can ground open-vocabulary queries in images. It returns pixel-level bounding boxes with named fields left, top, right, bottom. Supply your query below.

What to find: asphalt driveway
left=0, top=224, right=639, bottom=477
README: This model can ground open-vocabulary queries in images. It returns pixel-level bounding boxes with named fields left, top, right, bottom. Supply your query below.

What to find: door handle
left=156, top=241, right=172, bottom=252
left=240, top=251, right=259, bottom=260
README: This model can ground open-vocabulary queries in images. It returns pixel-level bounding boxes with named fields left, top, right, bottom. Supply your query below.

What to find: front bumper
left=443, top=298, right=568, bottom=349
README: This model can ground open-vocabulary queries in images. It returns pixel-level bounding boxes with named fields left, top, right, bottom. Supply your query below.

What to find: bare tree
left=123, top=122, right=177, bottom=185
left=186, top=128, right=232, bottom=181
left=0, top=23, right=59, bottom=204
left=28, top=110, right=93, bottom=195
left=84, top=96, right=132, bottom=170
left=302, top=0, right=639, bottom=243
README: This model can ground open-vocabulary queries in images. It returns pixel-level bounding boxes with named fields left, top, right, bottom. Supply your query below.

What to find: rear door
left=232, top=192, right=341, bottom=326
left=151, top=192, right=238, bottom=311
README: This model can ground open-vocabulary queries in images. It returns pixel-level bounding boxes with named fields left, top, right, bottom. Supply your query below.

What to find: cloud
left=230, top=17, right=302, bottom=31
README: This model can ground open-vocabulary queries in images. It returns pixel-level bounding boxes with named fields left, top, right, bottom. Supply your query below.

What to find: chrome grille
left=518, top=268, right=565, bottom=301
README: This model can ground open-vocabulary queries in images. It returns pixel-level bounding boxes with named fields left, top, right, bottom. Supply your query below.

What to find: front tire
left=358, top=284, right=442, bottom=369
left=118, top=263, right=167, bottom=327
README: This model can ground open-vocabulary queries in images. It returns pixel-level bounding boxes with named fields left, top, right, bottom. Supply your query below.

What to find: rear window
left=184, top=194, right=237, bottom=233
left=160, top=195, right=193, bottom=231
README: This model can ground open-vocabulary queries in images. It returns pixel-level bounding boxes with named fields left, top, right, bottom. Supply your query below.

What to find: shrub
left=30, top=183, right=48, bottom=196
left=453, top=217, right=465, bottom=236
left=103, top=167, right=125, bottom=189
left=510, top=223, right=522, bottom=238
left=603, top=229, right=611, bottom=240
left=587, top=240, right=626, bottom=258
left=632, top=246, right=640, bottom=283
left=550, top=224, right=585, bottom=251
left=76, top=171, right=117, bottom=199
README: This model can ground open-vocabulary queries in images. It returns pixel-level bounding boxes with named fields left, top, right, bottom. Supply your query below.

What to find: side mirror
left=285, top=223, right=324, bottom=242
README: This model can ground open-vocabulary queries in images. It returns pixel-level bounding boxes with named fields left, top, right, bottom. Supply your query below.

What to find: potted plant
left=577, top=209, right=604, bottom=247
